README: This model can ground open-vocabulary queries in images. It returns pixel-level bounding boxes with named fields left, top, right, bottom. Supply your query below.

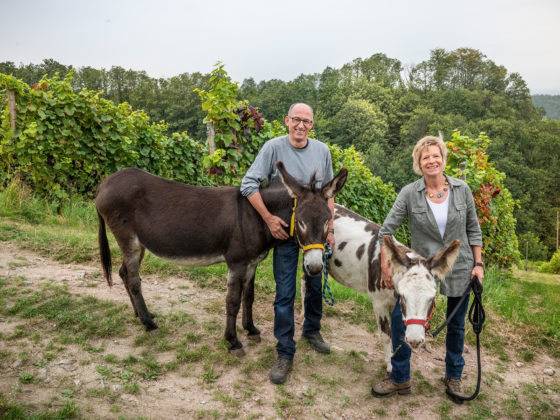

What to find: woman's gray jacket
left=379, top=175, right=482, bottom=297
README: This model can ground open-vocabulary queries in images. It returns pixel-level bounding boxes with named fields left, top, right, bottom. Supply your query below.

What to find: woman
left=371, top=135, right=484, bottom=404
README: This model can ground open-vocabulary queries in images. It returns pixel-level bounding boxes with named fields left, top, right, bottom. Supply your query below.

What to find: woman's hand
left=471, top=265, right=484, bottom=283
left=380, top=248, right=394, bottom=289
left=327, top=231, right=335, bottom=250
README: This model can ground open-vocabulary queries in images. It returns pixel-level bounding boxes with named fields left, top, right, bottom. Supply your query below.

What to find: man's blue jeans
left=273, top=238, right=323, bottom=359
left=390, top=294, right=470, bottom=383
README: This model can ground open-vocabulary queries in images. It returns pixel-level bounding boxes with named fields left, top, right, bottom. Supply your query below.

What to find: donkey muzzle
left=303, top=248, right=324, bottom=277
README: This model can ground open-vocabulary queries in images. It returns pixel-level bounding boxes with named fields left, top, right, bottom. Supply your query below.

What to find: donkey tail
left=97, top=210, right=113, bottom=287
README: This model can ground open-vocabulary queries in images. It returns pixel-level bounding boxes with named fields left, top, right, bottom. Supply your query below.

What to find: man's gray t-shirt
left=240, top=135, right=334, bottom=197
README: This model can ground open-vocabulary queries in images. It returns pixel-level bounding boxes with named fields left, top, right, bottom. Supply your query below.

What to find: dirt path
left=0, top=242, right=558, bottom=419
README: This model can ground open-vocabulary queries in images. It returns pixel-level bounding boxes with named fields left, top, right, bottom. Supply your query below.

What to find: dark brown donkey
left=95, top=161, right=348, bottom=355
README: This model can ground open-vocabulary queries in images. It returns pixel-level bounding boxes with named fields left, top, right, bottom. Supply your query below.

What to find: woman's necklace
left=427, top=180, right=449, bottom=198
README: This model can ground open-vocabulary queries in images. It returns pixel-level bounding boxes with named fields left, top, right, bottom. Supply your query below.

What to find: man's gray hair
left=288, top=103, right=314, bottom=119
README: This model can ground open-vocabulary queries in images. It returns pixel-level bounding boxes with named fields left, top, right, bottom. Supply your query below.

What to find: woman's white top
left=426, top=194, right=449, bottom=239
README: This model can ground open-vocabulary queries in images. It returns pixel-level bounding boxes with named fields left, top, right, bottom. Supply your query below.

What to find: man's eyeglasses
left=288, top=116, right=313, bottom=127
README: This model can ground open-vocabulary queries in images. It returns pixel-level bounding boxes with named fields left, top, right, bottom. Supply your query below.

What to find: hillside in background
left=532, top=94, right=560, bottom=120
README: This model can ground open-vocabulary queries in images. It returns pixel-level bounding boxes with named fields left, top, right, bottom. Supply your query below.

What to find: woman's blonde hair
left=412, top=135, right=448, bottom=175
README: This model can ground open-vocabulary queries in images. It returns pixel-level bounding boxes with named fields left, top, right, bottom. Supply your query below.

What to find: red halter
left=403, top=300, right=436, bottom=332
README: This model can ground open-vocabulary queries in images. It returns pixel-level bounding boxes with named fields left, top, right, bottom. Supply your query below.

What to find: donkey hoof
left=248, top=333, right=261, bottom=343
left=229, top=347, right=245, bottom=358
left=145, top=321, right=159, bottom=332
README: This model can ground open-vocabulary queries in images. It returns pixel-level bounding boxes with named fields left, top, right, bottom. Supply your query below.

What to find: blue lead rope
left=322, top=243, right=335, bottom=306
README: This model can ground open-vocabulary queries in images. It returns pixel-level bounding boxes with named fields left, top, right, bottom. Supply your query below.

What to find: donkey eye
left=323, top=221, right=329, bottom=232
left=297, top=220, right=306, bottom=232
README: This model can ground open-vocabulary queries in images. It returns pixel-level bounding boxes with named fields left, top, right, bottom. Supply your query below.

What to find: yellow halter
left=289, top=198, right=326, bottom=252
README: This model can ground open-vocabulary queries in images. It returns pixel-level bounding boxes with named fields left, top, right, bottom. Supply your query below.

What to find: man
left=241, top=103, right=335, bottom=384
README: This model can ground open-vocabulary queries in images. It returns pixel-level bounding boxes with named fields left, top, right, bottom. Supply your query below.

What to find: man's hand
left=248, top=192, right=289, bottom=240
left=266, top=215, right=289, bottom=240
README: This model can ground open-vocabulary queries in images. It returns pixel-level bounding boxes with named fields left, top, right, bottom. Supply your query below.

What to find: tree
left=330, top=98, right=388, bottom=152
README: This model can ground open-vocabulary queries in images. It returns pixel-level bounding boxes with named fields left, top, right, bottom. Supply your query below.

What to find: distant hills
left=532, top=94, right=560, bottom=120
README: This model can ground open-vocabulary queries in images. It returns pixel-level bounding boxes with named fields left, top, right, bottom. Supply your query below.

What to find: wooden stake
left=7, top=89, right=16, bottom=131
left=206, top=122, right=216, bottom=155
left=556, top=211, right=560, bottom=252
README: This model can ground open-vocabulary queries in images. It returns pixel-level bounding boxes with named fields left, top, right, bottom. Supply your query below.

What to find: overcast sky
left=2, top=0, right=559, bottom=94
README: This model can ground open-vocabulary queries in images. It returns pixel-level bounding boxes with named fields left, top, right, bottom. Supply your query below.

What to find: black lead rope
left=427, top=276, right=485, bottom=401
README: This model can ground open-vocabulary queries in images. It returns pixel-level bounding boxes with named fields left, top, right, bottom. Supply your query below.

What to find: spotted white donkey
left=304, top=204, right=460, bottom=372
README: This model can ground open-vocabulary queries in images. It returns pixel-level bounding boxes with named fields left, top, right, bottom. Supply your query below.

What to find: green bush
left=328, top=144, right=409, bottom=243
left=517, top=232, right=549, bottom=262
left=446, top=131, right=520, bottom=268
left=538, top=251, right=560, bottom=274
left=0, top=72, right=210, bottom=205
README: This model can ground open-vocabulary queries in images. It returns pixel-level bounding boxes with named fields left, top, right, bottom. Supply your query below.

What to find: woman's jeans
left=390, top=294, right=470, bottom=383
left=273, top=238, right=323, bottom=360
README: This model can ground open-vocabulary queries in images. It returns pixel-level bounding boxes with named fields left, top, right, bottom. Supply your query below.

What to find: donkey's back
left=96, top=168, right=240, bottom=263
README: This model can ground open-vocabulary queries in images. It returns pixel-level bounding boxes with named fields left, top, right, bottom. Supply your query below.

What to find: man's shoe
left=269, top=358, right=293, bottom=384
left=302, top=332, right=331, bottom=354
left=371, top=377, right=411, bottom=397
left=444, top=376, right=465, bottom=404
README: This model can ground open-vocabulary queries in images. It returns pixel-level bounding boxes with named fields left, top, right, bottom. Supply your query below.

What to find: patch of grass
left=517, top=347, right=535, bottom=362
left=196, top=409, right=221, bottom=419
left=522, top=383, right=554, bottom=418
left=177, top=343, right=212, bottom=364
left=1, top=278, right=132, bottom=346
left=214, top=389, right=239, bottom=408
left=434, top=399, right=452, bottom=419
left=310, top=373, right=343, bottom=388
left=86, top=386, right=118, bottom=402
left=203, top=362, right=219, bottom=384
left=124, top=381, right=140, bottom=394
left=501, top=390, right=524, bottom=419
left=484, top=267, right=560, bottom=357
left=0, top=392, right=81, bottom=419
left=241, top=345, right=275, bottom=378
left=18, top=372, right=34, bottom=384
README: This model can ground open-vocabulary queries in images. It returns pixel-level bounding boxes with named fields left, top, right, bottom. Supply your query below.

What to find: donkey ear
left=321, top=167, right=348, bottom=199
left=428, top=239, right=460, bottom=281
left=276, top=161, right=305, bottom=198
left=382, top=235, right=410, bottom=276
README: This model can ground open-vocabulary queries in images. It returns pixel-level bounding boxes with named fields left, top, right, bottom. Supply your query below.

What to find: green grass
left=2, top=180, right=560, bottom=419
left=0, top=277, right=132, bottom=345
left=483, top=266, right=560, bottom=357
left=0, top=393, right=81, bottom=419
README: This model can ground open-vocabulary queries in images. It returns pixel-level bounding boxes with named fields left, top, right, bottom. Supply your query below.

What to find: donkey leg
left=225, top=264, right=245, bottom=356
left=135, top=247, right=155, bottom=320
left=119, top=248, right=154, bottom=320
left=119, top=264, right=138, bottom=318
left=241, top=264, right=261, bottom=342
left=372, top=293, right=395, bottom=373
left=119, top=239, right=157, bottom=331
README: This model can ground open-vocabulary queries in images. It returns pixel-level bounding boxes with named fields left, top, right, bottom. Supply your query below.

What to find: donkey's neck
left=260, top=185, right=293, bottom=225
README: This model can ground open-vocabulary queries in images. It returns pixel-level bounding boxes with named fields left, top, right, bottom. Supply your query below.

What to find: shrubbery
left=0, top=72, right=209, bottom=206
left=1, top=66, right=521, bottom=269
left=538, top=251, right=560, bottom=274
left=446, top=131, right=520, bottom=267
